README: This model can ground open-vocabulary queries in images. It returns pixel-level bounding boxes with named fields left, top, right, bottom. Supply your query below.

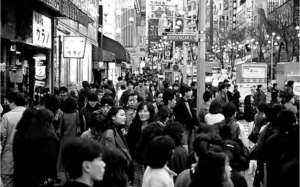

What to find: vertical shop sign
left=33, top=11, right=52, bottom=48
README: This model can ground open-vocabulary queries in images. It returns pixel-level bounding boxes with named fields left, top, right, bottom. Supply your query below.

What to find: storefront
left=1, top=0, right=61, bottom=105
left=97, top=32, right=131, bottom=85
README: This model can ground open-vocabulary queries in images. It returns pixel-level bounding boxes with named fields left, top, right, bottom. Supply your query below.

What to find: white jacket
left=1, top=106, right=26, bottom=174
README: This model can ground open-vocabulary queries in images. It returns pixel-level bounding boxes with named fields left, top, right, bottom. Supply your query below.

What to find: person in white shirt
left=142, top=136, right=176, bottom=187
left=205, top=99, right=225, bottom=125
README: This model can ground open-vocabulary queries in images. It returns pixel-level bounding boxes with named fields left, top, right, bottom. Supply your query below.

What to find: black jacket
left=173, top=97, right=197, bottom=129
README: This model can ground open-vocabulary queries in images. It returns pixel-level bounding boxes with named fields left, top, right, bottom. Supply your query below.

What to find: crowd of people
left=0, top=74, right=299, bottom=187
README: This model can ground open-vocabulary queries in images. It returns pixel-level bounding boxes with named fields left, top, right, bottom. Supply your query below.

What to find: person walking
left=173, top=84, right=197, bottom=153
left=1, top=92, right=26, bottom=187
left=253, top=85, right=266, bottom=107
left=215, top=83, right=229, bottom=107
left=135, top=80, right=148, bottom=101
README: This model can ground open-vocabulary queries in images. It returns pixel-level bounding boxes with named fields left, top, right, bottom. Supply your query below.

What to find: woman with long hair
left=189, top=151, right=233, bottom=187
left=126, top=102, right=157, bottom=156
left=13, top=109, right=37, bottom=187
left=132, top=122, right=164, bottom=187
left=100, top=106, right=133, bottom=182
left=96, top=148, right=129, bottom=187
left=22, top=109, right=59, bottom=187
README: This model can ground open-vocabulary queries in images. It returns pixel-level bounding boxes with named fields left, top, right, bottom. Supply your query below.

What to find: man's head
left=103, top=78, right=108, bottom=84
left=118, top=77, right=122, bottom=82
left=87, top=93, right=99, bottom=108
left=61, top=138, right=106, bottom=182
left=218, top=83, right=228, bottom=93
left=234, top=84, right=238, bottom=90
left=100, top=97, right=115, bottom=115
left=203, top=91, right=213, bottom=103
left=287, top=80, right=294, bottom=87
left=127, top=80, right=134, bottom=90
left=172, top=83, right=179, bottom=91
left=180, top=84, right=192, bottom=99
left=6, top=92, right=26, bottom=109
left=59, top=86, right=68, bottom=100
left=128, top=93, right=139, bottom=109
left=163, top=90, right=176, bottom=108
left=222, top=103, right=236, bottom=118
left=138, top=80, right=143, bottom=87
left=145, top=136, right=175, bottom=169
left=257, top=85, right=262, bottom=91
left=82, top=81, right=90, bottom=89
left=164, top=82, right=170, bottom=89
left=191, top=81, right=197, bottom=89
left=273, top=83, right=278, bottom=89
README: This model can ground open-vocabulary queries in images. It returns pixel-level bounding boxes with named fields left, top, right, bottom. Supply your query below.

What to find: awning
left=92, top=45, right=116, bottom=62
left=98, top=32, right=130, bottom=63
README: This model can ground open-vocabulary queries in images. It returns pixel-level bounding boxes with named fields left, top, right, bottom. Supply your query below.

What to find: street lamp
left=116, top=17, right=134, bottom=43
left=266, top=32, right=280, bottom=80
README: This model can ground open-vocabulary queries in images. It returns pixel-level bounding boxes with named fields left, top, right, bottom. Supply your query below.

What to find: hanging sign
left=33, top=11, right=52, bottom=48
left=35, top=66, right=47, bottom=80
left=63, top=36, right=87, bottom=58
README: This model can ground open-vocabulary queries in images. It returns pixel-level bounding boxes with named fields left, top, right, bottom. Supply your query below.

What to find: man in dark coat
left=173, top=84, right=197, bottom=153
left=253, top=85, right=266, bottom=107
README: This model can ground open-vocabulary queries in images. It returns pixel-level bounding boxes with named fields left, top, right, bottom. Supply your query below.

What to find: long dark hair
left=99, top=148, right=128, bottom=187
left=190, top=151, right=228, bottom=187
left=25, top=109, right=56, bottom=141
left=134, top=122, right=164, bottom=163
left=15, top=109, right=37, bottom=134
left=133, top=102, right=157, bottom=124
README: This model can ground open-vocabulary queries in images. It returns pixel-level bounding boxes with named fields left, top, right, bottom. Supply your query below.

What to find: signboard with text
left=33, top=11, right=52, bottom=48
left=63, top=36, right=87, bottom=58
left=166, top=34, right=197, bottom=42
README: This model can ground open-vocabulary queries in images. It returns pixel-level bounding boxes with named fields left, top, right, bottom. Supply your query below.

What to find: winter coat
left=244, top=95, right=256, bottom=122
left=57, top=110, right=85, bottom=172
left=253, top=90, right=266, bottom=107
left=215, top=91, right=229, bottom=106
left=1, top=106, right=26, bottom=174
left=80, top=103, right=100, bottom=129
left=173, top=98, right=197, bottom=130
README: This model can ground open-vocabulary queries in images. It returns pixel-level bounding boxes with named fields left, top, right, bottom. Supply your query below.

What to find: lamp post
left=266, top=32, right=280, bottom=81
left=115, top=17, right=134, bottom=44
left=296, top=26, right=300, bottom=62
left=116, top=8, right=135, bottom=45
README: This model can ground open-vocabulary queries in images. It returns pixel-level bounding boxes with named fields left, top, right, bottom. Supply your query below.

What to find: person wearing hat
left=271, top=83, right=279, bottom=105
left=253, top=85, right=266, bottom=107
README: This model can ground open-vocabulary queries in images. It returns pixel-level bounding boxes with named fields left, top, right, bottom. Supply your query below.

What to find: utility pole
left=182, top=1, right=188, bottom=84
left=197, top=0, right=206, bottom=114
